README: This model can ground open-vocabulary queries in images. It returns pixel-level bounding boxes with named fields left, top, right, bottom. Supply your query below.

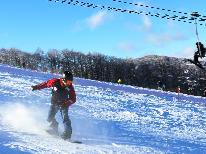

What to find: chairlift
left=185, top=12, right=206, bottom=70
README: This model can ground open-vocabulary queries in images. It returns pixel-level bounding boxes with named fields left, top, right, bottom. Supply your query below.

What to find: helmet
left=63, top=71, right=73, bottom=81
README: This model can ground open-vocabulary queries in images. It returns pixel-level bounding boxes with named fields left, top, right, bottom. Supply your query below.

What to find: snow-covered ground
left=0, top=64, right=206, bottom=154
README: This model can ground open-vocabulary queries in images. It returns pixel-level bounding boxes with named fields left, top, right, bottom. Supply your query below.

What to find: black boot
left=47, top=120, right=59, bottom=136
left=61, top=121, right=72, bottom=140
left=61, top=130, right=71, bottom=140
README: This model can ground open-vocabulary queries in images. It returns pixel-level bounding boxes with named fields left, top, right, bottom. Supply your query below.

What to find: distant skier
left=117, top=78, right=122, bottom=84
left=204, top=87, right=206, bottom=97
left=157, top=81, right=165, bottom=91
left=176, top=86, right=181, bottom=93
left=31, top=71, right=76, bottom=140
left=176, top=86, right=181, bottom=99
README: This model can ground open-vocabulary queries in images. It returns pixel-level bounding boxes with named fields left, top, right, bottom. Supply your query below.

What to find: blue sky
left=0, top=0, right=205, bottom=59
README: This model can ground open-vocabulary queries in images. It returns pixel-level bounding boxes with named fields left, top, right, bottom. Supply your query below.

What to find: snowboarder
left=31, top=71, right=76, bottom=140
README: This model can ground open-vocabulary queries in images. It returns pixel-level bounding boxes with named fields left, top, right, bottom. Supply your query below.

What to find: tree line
left=0, top=48, right=205, bottom=96
left=0, top=48, right=137, bottom=84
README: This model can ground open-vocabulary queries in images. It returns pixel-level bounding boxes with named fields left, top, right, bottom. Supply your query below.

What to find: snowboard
left=46, top=129, right=82, bottom=144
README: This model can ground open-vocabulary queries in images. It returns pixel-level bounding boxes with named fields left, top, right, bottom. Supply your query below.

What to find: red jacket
left=33, top=78, right=76, bottom=106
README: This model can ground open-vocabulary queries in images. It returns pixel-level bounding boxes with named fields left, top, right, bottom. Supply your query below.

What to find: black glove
left=31, top=86, right=37, bottom=91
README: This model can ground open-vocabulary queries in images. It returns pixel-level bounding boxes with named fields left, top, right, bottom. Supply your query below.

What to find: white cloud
left=86, top=11, right=108, bottom=29
left=142, top=15, right=151, bottom=30
left=131, top=1, right=152, bottom=31
left=146, top=32, right=187, bottom=46
left=178, top=47, right=194, bottom=58
left=167, top=20, right=175, bottom=28
left=166, top=46, right=195, bottom=58
left=72, top=11, right=109, bottom=31
left=127, top=15, right=152, bottom=31
left=116, top=41, right=136, bottom=52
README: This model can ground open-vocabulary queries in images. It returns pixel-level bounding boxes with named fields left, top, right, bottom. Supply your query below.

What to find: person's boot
left=47, top=120, right=59, bottom=136
left=61, top=121, right=72, bottom=140
left=61, top=131, right=71, bottom=140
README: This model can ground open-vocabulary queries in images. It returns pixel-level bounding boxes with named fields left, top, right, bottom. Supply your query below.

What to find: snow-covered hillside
left=0, top=64, right=206, bottom=154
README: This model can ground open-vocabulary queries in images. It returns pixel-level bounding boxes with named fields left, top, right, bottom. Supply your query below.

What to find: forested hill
left=0, top=48, right=205, bottom=96
left=132, top=55, right=206, bottom=95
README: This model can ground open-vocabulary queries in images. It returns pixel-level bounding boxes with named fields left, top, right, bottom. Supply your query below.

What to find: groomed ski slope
left=0, top=64, right=206, bottom=154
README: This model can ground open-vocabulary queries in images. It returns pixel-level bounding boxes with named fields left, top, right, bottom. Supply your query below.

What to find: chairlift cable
left=48, top=0, right=206, bottom=27
left=111, top=0, right=189, bottom=15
